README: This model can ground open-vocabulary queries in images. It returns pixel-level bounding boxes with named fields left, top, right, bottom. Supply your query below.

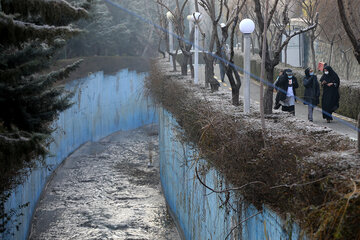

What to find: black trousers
left=282, top=105, right=295, bottom=115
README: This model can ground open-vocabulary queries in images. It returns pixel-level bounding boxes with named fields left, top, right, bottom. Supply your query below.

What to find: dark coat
left=303, top=68, right=320, bottom=106
left=320, top=66, right=340, bottom=119
left=275, top=70, right=299, bottom=102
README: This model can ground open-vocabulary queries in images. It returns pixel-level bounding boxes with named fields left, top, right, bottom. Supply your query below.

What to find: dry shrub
left=146, top=60, right=360, bottom=239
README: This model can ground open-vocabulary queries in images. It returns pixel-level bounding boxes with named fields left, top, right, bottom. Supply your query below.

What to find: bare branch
left=275, top=12, right=319, bottom=60
left=225, top=211, right=263, bottom=240
left=337, top=0, right=360, bottom=64
left=195, top=166, right=266, bottom=194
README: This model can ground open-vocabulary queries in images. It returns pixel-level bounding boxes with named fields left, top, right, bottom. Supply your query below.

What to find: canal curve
left=29, top=124, right=180, bottom=239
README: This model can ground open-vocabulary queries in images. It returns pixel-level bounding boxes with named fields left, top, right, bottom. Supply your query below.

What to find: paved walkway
left=197, top=64, right=358, bottom=140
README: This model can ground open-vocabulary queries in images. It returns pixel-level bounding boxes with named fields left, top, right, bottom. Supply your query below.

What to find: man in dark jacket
left=320, top=66, right=340, bottom=123
left=274, top=69, right=299, bottom=115
left=303, top=68, right=320, bottom=122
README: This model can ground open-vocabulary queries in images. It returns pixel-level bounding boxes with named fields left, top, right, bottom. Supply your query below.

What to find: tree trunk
left=310, top=31, right=317, bottom=72
left=329, top=41, right=334, bottom=66
left=310, top=38, right=316, bottom=71
left=251, top=37, right=255, bottom=55
left=181, top=54, right=188, bottom=75
left=226, top=66, right=241, bottom=106
left=337, top=0, right=360, bottom=64
left=358, top=112, right=360, bottom=153
left=158, top=38, right=166, bottom=58
left=189, top=54, right=194, bottom=79
left=170, top=53, right=177, bottom=71
left=346, top=59, right=350, bottom=80
left=142, top=27, right=154, bottom=57
left=263, top=67, right=274, bottom=114
left=204, top=56, right=214, bottom=88
left=231, top=87, right=240, bottom=106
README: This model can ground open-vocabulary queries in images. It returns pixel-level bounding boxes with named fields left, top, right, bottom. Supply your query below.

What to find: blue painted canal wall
left=159, top=108, right=306, bottom=240
left=2, top=70, right=157, bottom=240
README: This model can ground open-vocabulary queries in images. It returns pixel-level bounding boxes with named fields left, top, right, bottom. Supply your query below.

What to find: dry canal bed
left=29, top=124, right=180, bottom=240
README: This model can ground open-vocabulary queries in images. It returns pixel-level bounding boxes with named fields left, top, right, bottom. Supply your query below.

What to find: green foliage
left=0, top=0, right=86, bottom=200
left=1, top=0, right=88, bottom=26
left=0, top=196, right=29, bottom=235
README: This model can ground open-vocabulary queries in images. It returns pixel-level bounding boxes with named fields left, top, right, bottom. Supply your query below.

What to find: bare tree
left=154, top=2, right=167, bottom=59
left=300, top=0, right=322, bottom=71
left=156, top=0, right=194, bottom=75
left=198, top=0, right=224, bottom=88
left=316, top=0, right=347, bottom=66
left=219, top=0, right=246, bottom=105
left=259, top=0, right=269, bottom=145
left=199, top=0, right=246, bottom=105
left=339, top=47, right=352, bottom=80
left=337, top=0, right=360, bottom=64
left=252, top=0, right=318, bottom=114
left=154, top=0, right=180, bottom=71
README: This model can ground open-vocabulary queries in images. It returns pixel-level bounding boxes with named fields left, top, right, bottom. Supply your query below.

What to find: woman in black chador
left=320, top=66, right=340, bottom=123
left=303, top=68, right=320, bottom=122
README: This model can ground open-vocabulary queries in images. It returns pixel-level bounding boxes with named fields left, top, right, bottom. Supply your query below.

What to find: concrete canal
left=29, top=125, right=180, bottom=239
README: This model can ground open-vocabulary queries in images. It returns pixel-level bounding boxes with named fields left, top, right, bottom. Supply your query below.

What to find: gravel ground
left=29, top=124, right=180, bottom=240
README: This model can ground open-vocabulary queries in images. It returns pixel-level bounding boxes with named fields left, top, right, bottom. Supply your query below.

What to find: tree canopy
left=0, top=0, right=87, bottom=196
left=65, top=0, right=159, bottom=57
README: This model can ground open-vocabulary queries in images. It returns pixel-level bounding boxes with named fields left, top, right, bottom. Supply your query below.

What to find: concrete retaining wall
left=2, top=70, right=157, bottom=240
left=159, top=108, right=306, bottom=240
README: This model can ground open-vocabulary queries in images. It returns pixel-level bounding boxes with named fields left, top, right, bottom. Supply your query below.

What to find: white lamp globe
left=239, top=19, right=255, bottom=34
left=191, top=12, right=202, bottom=23
left=187, top=15, right=192, bottom=21
left=166, top=11, right=174, bottom=20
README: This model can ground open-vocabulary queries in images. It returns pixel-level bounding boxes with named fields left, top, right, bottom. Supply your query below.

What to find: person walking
left=320, top=66, right=340, bottom=123
left=274, top=69, right=298, bottom=115
left=274, top=70, right=285, bottom=109
left=303, top=68, right=320, bottom=122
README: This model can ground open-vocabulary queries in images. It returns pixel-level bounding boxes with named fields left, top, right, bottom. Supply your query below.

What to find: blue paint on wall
left=159, top=108, right=307, bottom=240
left=2, top=69, right=157, bottom=240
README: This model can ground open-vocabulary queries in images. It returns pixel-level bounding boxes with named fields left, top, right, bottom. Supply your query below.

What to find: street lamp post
left=190, top=12, right=202, bottom=85
left=186, top=15, right=193, bottom=50
left=166, top=11, right=174, bottom=63
left=239, top=19, right=255, bottom=114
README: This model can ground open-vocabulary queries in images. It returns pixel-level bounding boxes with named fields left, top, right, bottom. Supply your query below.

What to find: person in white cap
left=274, top=69, right=299, bottom=115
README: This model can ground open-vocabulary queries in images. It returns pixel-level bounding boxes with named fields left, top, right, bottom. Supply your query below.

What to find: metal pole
left=169, top=21, right=174, bottom=63
left=243, top=33, right=251, bottom=113
left=189, top=21, right=193, bottom=50
left=194, top=23, right=199, bottom=84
